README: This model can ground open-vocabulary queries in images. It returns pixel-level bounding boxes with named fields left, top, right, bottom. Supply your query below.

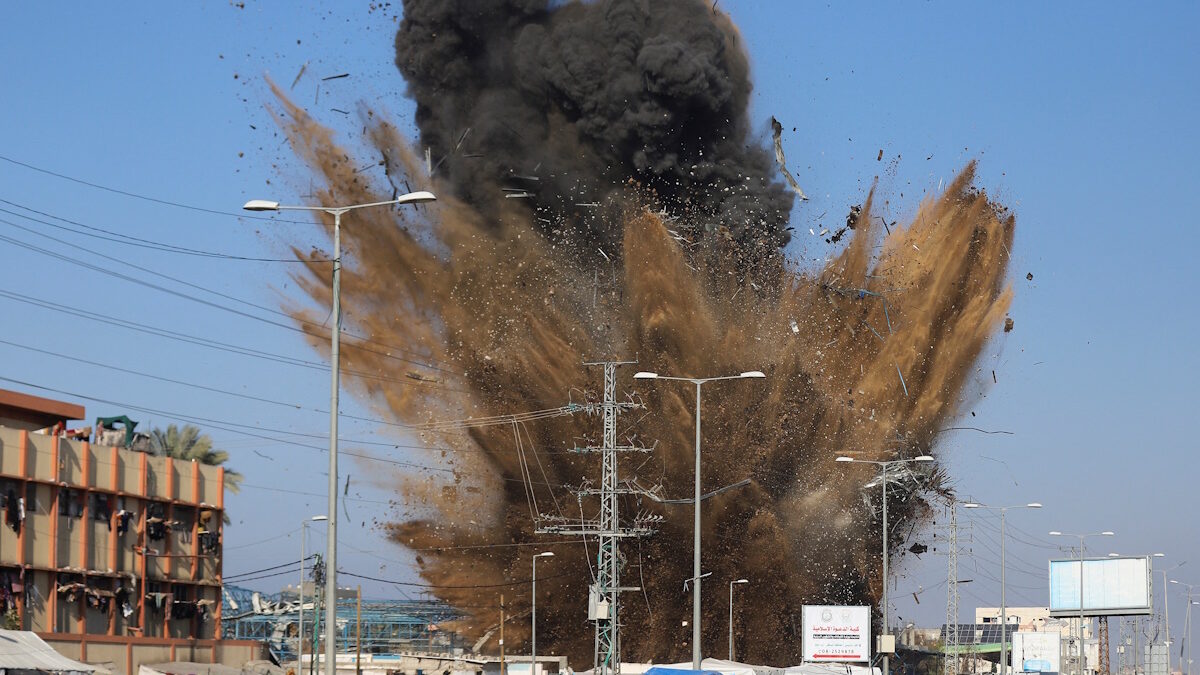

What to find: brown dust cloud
left=266, top=0, right=1015, bottom=667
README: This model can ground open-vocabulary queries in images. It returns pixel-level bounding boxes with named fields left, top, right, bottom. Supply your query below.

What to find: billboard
left=802, top=605, right=871, bottom=662
left=1012, top=631, right=1061, bottom=673
left=1048, top=556, right=1153, bottom=617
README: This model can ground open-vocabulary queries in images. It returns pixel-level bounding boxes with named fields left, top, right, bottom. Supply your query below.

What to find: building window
left=58, top=489, right=83, bottom=518
left=91, top=493, right=112, bottom=523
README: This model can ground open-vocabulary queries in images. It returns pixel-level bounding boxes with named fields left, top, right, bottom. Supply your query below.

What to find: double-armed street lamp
left=634, top=369, right=765, bottom=669
left=834, top=455, right=934, bottom=675
left=244, top=191, right=436, bottom=675
left=1170, top=580, right=1199, bottom=675
left=963, top=502, right=1042, bottom=675
left=1049, top=530, right=1114, bottom=675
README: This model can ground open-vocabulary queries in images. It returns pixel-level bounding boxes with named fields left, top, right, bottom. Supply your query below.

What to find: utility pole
left=1100, top=617, right=1111, bottom=675
left=356, top=586, right=362, bottom=675
left=944, top=503, right=959, bottom=675
left=536, top=361, right=658, bottom=675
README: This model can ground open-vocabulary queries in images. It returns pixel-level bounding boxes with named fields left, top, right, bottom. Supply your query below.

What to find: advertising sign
left=1048, top=556, right=1152, bottom=617
left=802, top=605, right=871, bottom=662
left=1012, top=631, right=1061, bottom=673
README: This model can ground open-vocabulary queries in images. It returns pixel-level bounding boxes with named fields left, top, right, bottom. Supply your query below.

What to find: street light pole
left=1169, top=582, right=1199, bottom=675
left=963, top=502, right=1042, bottom=675
left=245, top=192, right=436, bottom=675
left=1162, top=564, right=1188, bottom=675
left=532, top=552, right=554, bottom=675
left=724, top=576, right=744, bottom=658
left=634, top=369, right=765, bottom=670
left=298, top=515, right=327, bottom=673
left=835, top=455, right=934, bottom=675
left=1049, top=530, right=1114, bottom=675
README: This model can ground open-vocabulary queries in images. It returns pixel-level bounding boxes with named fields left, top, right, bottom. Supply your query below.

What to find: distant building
left=972, top=606, right=1098, bottom=675
left=0, top=386, right=259, bottom=673
left=974, top=606, right=1092, bottom=639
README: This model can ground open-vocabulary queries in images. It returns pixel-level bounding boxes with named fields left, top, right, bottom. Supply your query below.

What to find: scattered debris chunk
left=1003, top=317, right=1014, bottom=332
left=1026, top=272, right=1034, bottom=281
left=895, top=364, right=909, bottom=397
left=790, top=320, right=799, bottom=334
left=769, top=116, right=808, bottom=201
left=290, top=61, right=309, bottom=89
left=846, top=205, right=861, bottom=230
left=322, top=73, right=350, bottom=81
left=877, top=149, right=883, bottom=161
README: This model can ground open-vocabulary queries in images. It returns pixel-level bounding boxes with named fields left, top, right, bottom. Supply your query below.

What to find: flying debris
left=267, top=0, right=1017, bottom=666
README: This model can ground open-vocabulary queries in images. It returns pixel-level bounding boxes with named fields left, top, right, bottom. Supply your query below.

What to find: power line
left=0, top=153, right=313, bottom=224
left=0, top=200, right=319, bottom=262
left=0, top=376, right=576, bottom=491
left=0, top=374, right=454, bottom=475
left=0, top=224, right=462, bottom=378
left=337, top=568, right=575, bottom=591
left=0, top=205, right=465, bottom=372
left=0, top=287, right=474, bottom=396
left=225, top=555, right=318, bottom=581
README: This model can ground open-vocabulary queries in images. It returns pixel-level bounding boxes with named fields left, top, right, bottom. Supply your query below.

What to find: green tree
left=149, top=424, right=243, bottom=493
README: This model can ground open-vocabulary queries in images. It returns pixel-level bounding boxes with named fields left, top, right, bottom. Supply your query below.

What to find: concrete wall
left=39, top=634, right=263, bottom=675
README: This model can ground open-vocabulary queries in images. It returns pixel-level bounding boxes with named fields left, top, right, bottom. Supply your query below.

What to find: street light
left=298, top=515, right=327, bottom=674
left=1049, top=530, right=1115, bottom=675
left=1159, top=561, right=1188, bottom=675
left=532, top=552, right=554, bottom=675
left=245, top=191, right=436, bottom=675
left=1170, top=581, right=1200, bottom=675
left=724, top=576, right=744, bottom=658
left=963, top=502, right=1042, bottom=675
left=834, top=455, right=934, bottom=675
left=634, top=369, right=764, bottom=669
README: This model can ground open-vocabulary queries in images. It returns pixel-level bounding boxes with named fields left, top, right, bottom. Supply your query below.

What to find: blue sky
left=1, top=0, right=1198, bottom=643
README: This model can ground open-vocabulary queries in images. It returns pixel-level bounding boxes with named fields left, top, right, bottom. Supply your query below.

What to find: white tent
left=0, top=630, right=99, bottom=675
left=654, top=659, right=766, bottom=675
left=783, top=663, right=879, bottom=675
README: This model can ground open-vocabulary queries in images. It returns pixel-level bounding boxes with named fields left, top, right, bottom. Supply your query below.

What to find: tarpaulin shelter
left=0, top=630, right=99, bottom=675
left=783, top=663, right=879, bottom=675
left=653, top=660, right=762, bottom=675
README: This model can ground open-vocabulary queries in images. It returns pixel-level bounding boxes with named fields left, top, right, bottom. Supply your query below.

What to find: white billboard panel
left=1012, top=631, right=1061, bottom=673
left=1048, top=556, right=1152, bottom=617
left=802, top=605, right=871, bottom=662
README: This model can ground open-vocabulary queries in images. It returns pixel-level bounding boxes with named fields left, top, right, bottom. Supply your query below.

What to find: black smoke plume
left=395, top=0, right=794, bottom=253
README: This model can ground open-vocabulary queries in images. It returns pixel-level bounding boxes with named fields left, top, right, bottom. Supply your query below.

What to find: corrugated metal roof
left=0, top=630, right=98, bottom=673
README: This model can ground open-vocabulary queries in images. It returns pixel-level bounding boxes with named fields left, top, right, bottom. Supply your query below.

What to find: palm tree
left=149, top=424, right=243, bottom=493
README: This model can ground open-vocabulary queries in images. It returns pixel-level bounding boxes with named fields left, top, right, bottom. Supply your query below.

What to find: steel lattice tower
left=535, top=361, right=657, bottom=675
left=944, top=502, right=960, bottom=675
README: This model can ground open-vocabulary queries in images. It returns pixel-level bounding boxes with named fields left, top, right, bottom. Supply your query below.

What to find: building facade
left=0, top=387, right=246, bottom=668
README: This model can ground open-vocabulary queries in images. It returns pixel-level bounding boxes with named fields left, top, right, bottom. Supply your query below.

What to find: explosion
left=267, top=0, right=1015, bottom=666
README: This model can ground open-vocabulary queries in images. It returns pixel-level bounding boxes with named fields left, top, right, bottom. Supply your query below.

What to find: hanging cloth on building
left=114, top=509, right=135, bottom=535
left=198, top=530, right=219, bottom=554
left=145, top=592, right=173, bottom=611
left=115, top=586, right=133, bottom=617
left=196, top=598, right=215, bottom=622
left=146, top=517, right=167, bottom=541
left=4, top=488, right=20, bottom=534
